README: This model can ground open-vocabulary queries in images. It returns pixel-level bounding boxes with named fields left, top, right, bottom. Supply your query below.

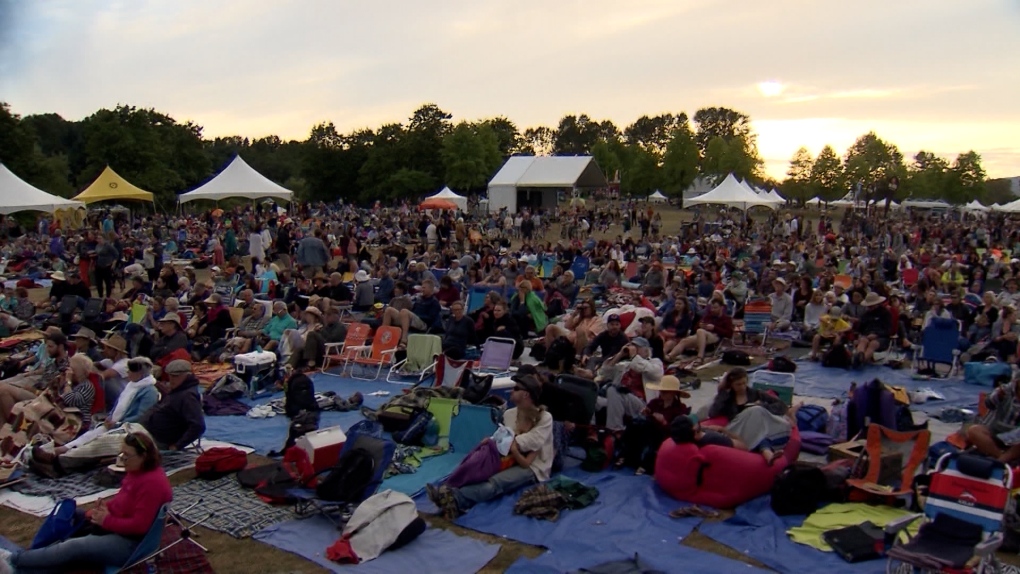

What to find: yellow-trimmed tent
left=73, top=166, right=154, bottom=204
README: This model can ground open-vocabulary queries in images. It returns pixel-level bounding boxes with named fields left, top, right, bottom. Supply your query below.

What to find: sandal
left=634, top=467, right=646, bottom=476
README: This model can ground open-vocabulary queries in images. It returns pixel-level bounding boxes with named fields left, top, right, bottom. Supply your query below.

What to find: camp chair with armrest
left=732, top=297, right=771, bottom=350
left=912, top=316, right=961, bottom=377
left=223, top=306, right=246, bottom=339
left=883, top=452, right=1013, bottom=573
left=472, top=337, right=516, bottom=378
left=387, top=333, right=442, bottom=384
left=847, top=424, right=931, bottom=500
left=105, top=504, right=169, bottom=573
left=429, top=353, right=470, bottom=389
left=348, top=326, right=401, bottom=380
left=570, top=256, right=591, bottom=280
left=321, top=322, right=372, bottom=376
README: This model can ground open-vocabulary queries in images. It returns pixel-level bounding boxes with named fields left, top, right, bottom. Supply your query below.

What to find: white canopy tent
left=487, top=156, right=607, bottom=213
left=806, top=196, right=824, bottom=206
left=902, top=199, right=950, bottom=210
left=648, top=190, right=668, bottom=203
left=829, top=191, right=857, bottom=207
left=0, top=163, right=84, bottom=214
left=962, top=200, right=990, bottom=212
left=178, top=156, right=294, bottom=204
left=685, top=173, right=777, bottom=211
left=427, top=187, right=468, bottom=211
left=997, top=198, right=1020, bottom=213
left=767, top=189, right=785, bottom=204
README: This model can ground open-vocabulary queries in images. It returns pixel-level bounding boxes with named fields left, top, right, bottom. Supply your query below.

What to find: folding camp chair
left=540, top=259, right=555, bottom=278
left=733, top=297, right=771, bottom=349
left=913, top=317, right=961, bottom=377
left=387, top=333, right=442, bottom=384
left=103, top=504, right=179, bottom=573
left=847, top=424, right=931, bottom=500
left=901, top=268, right=919, bottom=289
left=570, top=256, right=591, bottom=280
left=321, top=322, right=372, bottom=376
left=290, top=431, right=396, bottom=528
left=467, top=286, right=498, bottom=314
left=433, top=353, right=470, bottom=388
left=883, top=452, right=1013, bottom=573
left=347, top=326, right=401, bottom=380
left=472, top=337, right=515, bottom=378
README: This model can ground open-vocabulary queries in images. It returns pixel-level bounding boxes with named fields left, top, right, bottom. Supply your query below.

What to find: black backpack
left=771, top=465, right=827, bottom=516
left=315, top=447, right=376, bottom=503
left=769, top=356, right=797, bottom=373
left=822, top=342, right=851, bottom=369
left=721, top=350, right=751, bottom=366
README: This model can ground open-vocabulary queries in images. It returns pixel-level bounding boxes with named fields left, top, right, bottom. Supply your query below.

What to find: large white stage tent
left=178, top=156, right=294, bottom=204
left=486, top=156, right=607, bottom=214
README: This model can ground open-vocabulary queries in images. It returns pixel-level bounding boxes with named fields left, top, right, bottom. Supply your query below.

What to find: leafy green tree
left=591, top=140, right=623, bottom=185
left=521, top=126, right=554, bottom=155
left=624, top=113, right=687, bottom=158
left=692, top=107, right=753, bottom=155
left=621, top=145, right=662, bottom=196
left=843, top=132, right=904, bottom=204
left=783, top=147, right=814, bottom=203
left=0, top=103, right=72, bottom=194
left=482, top=117, right=523, bottom=157
left=357, top=123, right=406, bottom=202
left=442, top=122, right=502, bottom=192
left=660, top=125, right=699, bottom=199
left=553, top=114, right=603, bottom=155
left=810, top=145, right=845, bottom=202
left=383, top=168, right=435, bottom=199
left=905, top=151, right=949, bottom=199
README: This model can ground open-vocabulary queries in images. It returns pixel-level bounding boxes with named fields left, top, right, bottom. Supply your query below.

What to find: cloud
left=1, top=0, right=1018, bottom=179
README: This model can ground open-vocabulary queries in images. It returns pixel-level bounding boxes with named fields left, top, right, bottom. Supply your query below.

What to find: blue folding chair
left=913, top=317, right=961, bottom=377
left=105, top=504, right=169, bottom=573
left=570, top=256, right=591, bottom=280
left=467, top=286, right=499, bottom=313
left=540, top=259, right=555, bottom=278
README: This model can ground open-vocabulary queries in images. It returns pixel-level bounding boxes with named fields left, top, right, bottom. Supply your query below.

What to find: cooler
left=295, top=426, right=347, bottom=474
left=750, top=370, right=795, bottom=406
left=234, top=350, right=277, bottom=397
left=491, top=376, right=515, bottom=402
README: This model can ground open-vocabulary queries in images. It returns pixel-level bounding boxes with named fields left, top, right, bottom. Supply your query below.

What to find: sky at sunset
left=2, top=0, right=1018, bottom=180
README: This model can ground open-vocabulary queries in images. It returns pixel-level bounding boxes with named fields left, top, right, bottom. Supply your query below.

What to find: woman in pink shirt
left=4, top=433, right=172, bottom=573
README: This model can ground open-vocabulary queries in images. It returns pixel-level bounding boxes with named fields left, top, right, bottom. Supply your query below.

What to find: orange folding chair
left=321, top=322, right=372, bottom=376
left=847, top=424, right=931, bottom=500
left=348, top=326, right=401, bottom=380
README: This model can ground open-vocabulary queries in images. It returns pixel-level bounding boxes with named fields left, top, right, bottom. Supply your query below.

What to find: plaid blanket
left=123, top=524, right=214, bottom=574
left=13, top=450, right=196, bottom=500
left=171, top=474, right=296, bottom=538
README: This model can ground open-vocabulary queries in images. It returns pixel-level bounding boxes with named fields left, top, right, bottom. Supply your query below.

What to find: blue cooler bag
left=964, top=361, right=1012, bottom=387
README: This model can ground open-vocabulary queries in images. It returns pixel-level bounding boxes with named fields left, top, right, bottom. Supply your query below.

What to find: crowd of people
left=2, top=196, right=1020, bottom=568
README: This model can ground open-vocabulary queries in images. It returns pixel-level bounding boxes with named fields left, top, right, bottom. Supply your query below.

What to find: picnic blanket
left=255, top=515, right=500, bottom=574
left=193, top=362, right=235, bottom=389
left=12, top=450, right=196, bottom=501
left=172, top=474, right=297, bottom=538
left=791, top=361, right=976, bottom=415
left=122, top=524, right=215, bottom=574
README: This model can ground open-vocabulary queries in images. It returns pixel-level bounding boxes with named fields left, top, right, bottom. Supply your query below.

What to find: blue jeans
left=12, top=533, right=137, bottom=573
left=452, top=465, right=536, bottom=510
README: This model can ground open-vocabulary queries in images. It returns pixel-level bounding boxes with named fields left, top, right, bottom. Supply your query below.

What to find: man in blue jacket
left=296, top=229, right=330, bottom=279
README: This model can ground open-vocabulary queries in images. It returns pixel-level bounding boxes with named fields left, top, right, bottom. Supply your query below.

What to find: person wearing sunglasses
left=4, top=432, right=172, bottom=573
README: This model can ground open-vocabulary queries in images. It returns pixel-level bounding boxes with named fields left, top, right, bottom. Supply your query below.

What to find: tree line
left=0, top=101, right=1003, bottom=211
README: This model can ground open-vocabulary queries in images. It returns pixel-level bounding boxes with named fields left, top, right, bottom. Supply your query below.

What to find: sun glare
left=757, top=81, right=785, bottom=98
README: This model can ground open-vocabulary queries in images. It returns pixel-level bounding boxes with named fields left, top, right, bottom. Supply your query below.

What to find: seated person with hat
left=427, top=373, right=553, bottom=519
left=72, top=328, right=103, bottom=362
left=596, top=337, right=664, bottom=431
left=219, top=302, right=271, bottom=361
left=189, top=293, right=234, bottom=361
left=96, top=335, right=131, bottom=412
left=141, top=360, right=205, bottom=451
left=149, top=313, right=189, bottom=363
left=769, top=278, right=794, bottom=332
left=615, top=374, right=691, bottom=475
left=852, top=292, right=893, bottom=367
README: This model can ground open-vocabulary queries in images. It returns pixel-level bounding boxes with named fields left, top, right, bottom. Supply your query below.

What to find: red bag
left=195, top=447, right=248, bottom=479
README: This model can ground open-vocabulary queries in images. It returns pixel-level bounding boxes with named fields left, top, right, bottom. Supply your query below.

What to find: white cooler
left=295, top=426, right=347, bottom=473
left=234, top=350, right=277, bottom=397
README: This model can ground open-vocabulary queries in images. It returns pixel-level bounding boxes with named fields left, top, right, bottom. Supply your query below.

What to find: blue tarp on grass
left=698, top=496, right=887, bottom=574
left=254, top=515, right=500, bottom=574
left=455, top=467, right=762, bottom=573
left=791, top=361, right=977, bottom=414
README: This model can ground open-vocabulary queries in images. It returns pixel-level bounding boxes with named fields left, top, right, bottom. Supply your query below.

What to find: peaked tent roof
left=962, top=200, right=989, bottom=212
left=427, top=186, right=467, bottom=210
left=488, top=156, right=607, bottom=188
left=648, top=190, right=668, bottom=201
left=178, top=155, right=294, bottom=203
left=685, top=173, right=777, bottom=211
left=766, top=189, right=785, bottom=204
left=73, top=166, right=154, bottom=204
left=0, top=163, right=84, bottom=214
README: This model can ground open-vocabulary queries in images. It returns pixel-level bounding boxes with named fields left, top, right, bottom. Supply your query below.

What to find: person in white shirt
left=425, top=220, right=437, bottom=247
left=596, top=337, right=664, bottom=430
left=769, top=278, right=794, bottom=331
left=429, top=373, right=553, bottom=519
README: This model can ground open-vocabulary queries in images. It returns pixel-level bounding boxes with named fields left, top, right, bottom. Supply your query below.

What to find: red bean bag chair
left=654, top=427, right=801, bottom=508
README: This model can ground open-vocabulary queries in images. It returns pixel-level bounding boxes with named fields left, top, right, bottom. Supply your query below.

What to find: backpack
left=822, top=342, right=851, bottom=369
left=316, top=447, right=377, bottom=503
left=721, top=350, right=751, bottom=366
left=209, top=373, right=247, bottom=400
left=460, top=370, right=493, bottom=404
left=376, top=405, right=425, bottom=433
left=771, top=465, right=827, bottom=516
left=769, top=356, right=797, bottom=373
left=796, top=404, right=830, bottom=434
left=392, top=410, right=434, bottom=446
left=544, top=336, right=577, bottom=372
left=195, top=447, right=248, bottom=479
